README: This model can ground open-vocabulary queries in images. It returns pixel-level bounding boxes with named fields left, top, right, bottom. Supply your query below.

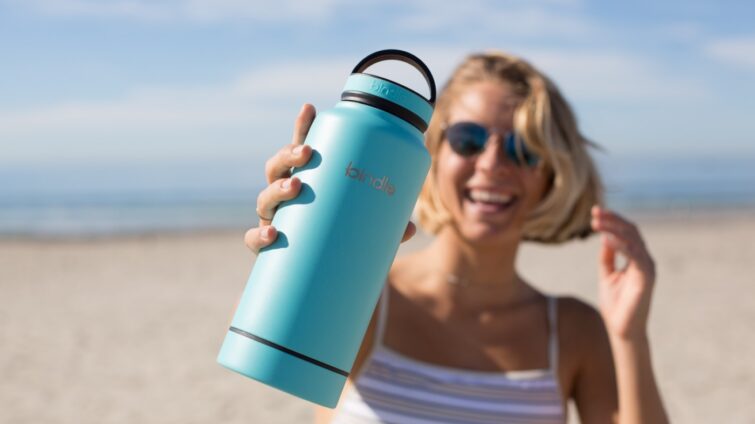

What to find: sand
left=1, top=210, right=754, bottom=423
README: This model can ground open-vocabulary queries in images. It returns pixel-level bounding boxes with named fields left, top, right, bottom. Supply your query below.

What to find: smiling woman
left=415, top=52, right=603, bottom=244
left=250, top=50, right=669, bottom=424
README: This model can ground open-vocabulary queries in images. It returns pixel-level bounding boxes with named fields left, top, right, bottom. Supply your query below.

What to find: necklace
left=445, top=273, right=468, bottom=286
left=444, top=272, right=505, bottom=288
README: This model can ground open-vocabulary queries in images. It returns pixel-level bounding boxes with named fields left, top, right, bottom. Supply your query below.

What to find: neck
left=418, top=224, right=532, bottom=312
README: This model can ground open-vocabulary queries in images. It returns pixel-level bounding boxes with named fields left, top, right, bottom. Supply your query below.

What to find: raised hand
left=590, top=205, right=657, bottom=340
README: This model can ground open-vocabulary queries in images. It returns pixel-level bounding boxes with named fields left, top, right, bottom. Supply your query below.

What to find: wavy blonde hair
left=415, top=51, right=603, bottom=244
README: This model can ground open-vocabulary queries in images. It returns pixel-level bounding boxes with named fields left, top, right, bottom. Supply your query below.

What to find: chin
left=457, top=220, right=522, bottom=245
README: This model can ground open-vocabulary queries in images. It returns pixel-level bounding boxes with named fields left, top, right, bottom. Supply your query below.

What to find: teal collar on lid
left=341, top=73, right=434, bottom=132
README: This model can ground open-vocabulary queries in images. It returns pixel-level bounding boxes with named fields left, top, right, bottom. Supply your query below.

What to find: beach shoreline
left=1, top=209, right=753, bottom=423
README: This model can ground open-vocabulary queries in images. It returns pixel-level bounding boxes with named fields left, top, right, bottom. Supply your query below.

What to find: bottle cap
left=341, top=49, right=436, bottom=132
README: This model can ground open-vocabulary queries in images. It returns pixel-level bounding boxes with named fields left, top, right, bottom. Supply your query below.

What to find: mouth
left=463, top=188, right=518, bottom=215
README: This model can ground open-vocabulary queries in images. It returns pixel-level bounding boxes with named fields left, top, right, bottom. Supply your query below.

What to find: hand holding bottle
left=244, top=103, right=417, bottom=255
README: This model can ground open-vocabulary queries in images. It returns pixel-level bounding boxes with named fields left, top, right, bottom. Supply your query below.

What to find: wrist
left=608, top=330, right=649, bottom=347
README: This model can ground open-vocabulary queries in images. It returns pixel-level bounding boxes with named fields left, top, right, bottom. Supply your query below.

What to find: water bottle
left=217, top=49, right=436, bottom=408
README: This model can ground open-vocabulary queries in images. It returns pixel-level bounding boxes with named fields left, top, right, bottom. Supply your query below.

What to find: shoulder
left=549, top=296, right=609, bottom=359
left=556, top=295, right=608, bottom=343
left=554, top=295, right=615, bottom=397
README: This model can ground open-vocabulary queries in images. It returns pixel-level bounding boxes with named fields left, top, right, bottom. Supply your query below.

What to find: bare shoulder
left=555, top=296, right=615, bottom=400
left=557, top=295, right=609, bottom=344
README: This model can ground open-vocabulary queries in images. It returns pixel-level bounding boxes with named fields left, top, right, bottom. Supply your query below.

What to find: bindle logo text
left=370, top=80, right=395, bottom=97
left=345, top=161, right=395, bottom=196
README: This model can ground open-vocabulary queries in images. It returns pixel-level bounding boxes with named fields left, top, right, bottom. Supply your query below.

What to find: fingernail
left=281, top=179, right=291, bottom=189
left=261, top=226, right=272, bottom=240
left=293, top=145, right=304, bottom=155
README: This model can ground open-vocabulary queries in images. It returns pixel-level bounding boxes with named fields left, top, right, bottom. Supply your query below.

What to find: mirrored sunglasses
left=443, top=121, right=539, bottom=167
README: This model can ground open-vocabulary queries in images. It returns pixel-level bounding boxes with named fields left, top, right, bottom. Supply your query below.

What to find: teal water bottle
left=217, top=49, right=436, bottom=408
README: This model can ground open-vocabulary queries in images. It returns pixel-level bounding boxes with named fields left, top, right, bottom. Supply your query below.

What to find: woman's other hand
left=590, top=205, right=657, bottom=341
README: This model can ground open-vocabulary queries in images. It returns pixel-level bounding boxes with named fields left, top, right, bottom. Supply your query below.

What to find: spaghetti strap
left=375, top=285, right=559, bottom=372
left=373, top=282, right=390, bottom=347
left=331, top=291, right=567, bottom=424
left=547, top=296, right=559, bottom=373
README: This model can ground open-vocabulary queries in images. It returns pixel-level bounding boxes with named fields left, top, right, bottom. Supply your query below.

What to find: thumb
left=599, top=234, right=616, bottom=281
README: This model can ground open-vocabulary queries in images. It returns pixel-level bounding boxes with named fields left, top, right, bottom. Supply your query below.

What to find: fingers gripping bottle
left=217, top=49, right=436, bottom=408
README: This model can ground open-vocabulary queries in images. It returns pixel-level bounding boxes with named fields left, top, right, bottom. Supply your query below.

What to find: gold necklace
left=444, top=273, right=505, bottom=288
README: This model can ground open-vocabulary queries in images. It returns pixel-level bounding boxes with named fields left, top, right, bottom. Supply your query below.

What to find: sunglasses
left=442, top=121, right=539, bottom=167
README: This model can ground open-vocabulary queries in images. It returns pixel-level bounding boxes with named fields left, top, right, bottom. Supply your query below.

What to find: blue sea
left=1, top=154, right=753, bottom=237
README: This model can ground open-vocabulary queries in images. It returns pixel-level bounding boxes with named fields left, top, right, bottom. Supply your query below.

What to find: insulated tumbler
left=217, top=49, right=436, bottom=408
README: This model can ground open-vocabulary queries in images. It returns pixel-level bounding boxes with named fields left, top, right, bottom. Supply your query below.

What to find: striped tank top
left=330, top=284, right=566, bottom=424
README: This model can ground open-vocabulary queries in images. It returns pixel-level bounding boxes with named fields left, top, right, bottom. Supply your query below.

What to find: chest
left=381, top=291, right=553, bottom=373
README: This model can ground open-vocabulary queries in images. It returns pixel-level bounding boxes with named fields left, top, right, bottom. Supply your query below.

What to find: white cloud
left=399, top=45, right=708, bottom=103
left=0, top=59, right=354, bottom=136
left=0, top=58, right=356, bottom=164
left=0, top=46, right=711, bottom=164
left=394, top=2, right=595, bottom=38
left=522, top=48, right=708, bottom=101
left=12, top=0, right=592, bottom=41
left=658, top=22, right=706, bottom=42
left=705, top=36, right=755, bottom=71
left=12, top=0, right=356, bottom=23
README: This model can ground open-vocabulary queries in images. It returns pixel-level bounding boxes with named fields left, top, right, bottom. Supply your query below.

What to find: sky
left=1, top=0, right=754, bottom=194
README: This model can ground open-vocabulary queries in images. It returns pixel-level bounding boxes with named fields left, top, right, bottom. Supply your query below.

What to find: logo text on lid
left=370, top=80, right=395, bottom=98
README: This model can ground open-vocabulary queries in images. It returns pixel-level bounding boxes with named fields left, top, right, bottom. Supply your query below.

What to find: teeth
left=468, top=189, right=513, bottom=204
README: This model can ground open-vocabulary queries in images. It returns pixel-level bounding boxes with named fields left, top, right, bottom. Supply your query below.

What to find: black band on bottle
left=341, top=90, right=428, bottom=132
left=229, top=326, right=350, bottom=377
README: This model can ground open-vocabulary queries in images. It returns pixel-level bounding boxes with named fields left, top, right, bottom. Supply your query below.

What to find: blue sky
left=1, top=0, right=754, bottom=181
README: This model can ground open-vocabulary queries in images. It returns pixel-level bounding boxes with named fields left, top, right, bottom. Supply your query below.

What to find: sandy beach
left=1, top=209, right=754, bottom=424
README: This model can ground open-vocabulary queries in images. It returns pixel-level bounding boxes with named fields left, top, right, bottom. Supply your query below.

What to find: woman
left=246, top=52, right=668, bottom=423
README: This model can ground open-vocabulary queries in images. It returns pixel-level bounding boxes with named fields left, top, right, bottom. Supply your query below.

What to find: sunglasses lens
left=504, top=132, right=521, bottom=165
left=445, top=122, right=487, bottom=157
left=445, top=122, right=539, bottom=166
left=505, top=132, right=539, bottom=167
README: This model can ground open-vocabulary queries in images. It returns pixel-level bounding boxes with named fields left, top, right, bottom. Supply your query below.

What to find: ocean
left=1, top=154, right=753, bottom=237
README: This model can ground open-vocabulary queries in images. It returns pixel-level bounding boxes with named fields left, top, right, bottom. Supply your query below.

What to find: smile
left=464, top=189, right=518, bottom=214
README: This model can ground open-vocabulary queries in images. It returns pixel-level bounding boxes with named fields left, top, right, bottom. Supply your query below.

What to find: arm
left=571, top=299, right=618, bottom=424
left=570, top=299, right=666, bottom=424
left=609, top=335, right=667, bottom=424
left=587, top=206, right=669, bottom=424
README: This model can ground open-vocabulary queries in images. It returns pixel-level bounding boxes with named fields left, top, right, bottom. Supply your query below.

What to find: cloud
left=522, top=48, right=709, bottom=101
left=0, top=58, right=355, bottom=136
left=658, top=22, right=706, bottom=42
left=0, top=46, right=711, bottom=164
left=0, top=57, right=355, bottom=164
left=394, top=2, right=595, bottom=38
left=704, top=36, right=755, bottom=71
left=10, top=0, right=356, bottom=23
left=11, top=0, right=592, bottom=41
left=400, top=45, right=708, bottom=104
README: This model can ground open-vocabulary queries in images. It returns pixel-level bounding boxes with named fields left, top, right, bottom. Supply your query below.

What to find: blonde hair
left=415, top=51, right=603, bottom=244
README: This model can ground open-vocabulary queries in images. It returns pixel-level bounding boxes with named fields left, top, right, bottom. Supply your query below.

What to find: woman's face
left=435, top=80, right=549, bottom=244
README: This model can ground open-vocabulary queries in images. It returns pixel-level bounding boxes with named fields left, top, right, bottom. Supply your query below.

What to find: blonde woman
left=247, top=52, right=668, bottom=423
